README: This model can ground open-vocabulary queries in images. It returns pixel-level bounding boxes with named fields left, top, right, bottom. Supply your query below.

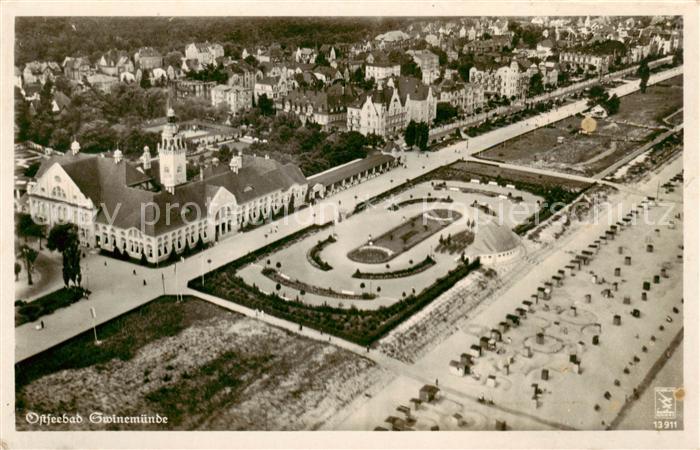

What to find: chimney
left=113, top=149, right=123, bottom=164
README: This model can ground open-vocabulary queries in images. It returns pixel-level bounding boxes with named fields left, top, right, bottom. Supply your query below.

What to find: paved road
left=14, top=65, right=683, bottom=363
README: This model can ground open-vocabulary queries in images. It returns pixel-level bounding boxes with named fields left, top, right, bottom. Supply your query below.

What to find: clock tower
left=158, top=107, right=187, bottom=194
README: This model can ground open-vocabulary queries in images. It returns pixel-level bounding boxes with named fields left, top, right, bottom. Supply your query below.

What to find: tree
left=19, top=245, right=38, bottom=285
left=672, top=49, right=683, bottom=66
left=257, top=94, right=275, bottom=116
left=404, top=120, right=417, bottom=147
left=604, top=94, right=620, bottom=116
left=15, top=261, right=22, bottom=281
left=528, top=72, right=545, bottom=97
left=400, top=60, right=422, bottom=80
left=164, top=51, right=184, bottom=69
left=637, top=60, right=650, bottom=94
left=16, top=213, right=47, bottom=249
left=139, top=71, right=151, bottom=89
left=314, top=52, right=329, bottom=66
left=415, top=122, right=430, bottom=151
left=244, top=55, right=258, bottom=67
left=47, top=223, right=82, bottom=287
left=435, top=102, right=458, bottom=125
left=217, top=144, right=232, bottom=163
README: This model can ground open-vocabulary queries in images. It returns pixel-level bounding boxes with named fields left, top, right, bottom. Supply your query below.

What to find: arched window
left=51, top=186, right=67, bottom=199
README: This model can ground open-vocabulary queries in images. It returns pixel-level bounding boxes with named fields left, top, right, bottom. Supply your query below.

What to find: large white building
left=211, top=84, right=253, bottom=116
left=346, top=76, right=437, bottom=138
left=26, top=108, right=308, bottom=264
left=469, top=60, right=528, bottom=100
left=406, top=49, right=441, bottom=85
left=365, top=61, right=401, bottom=82
left=184, top=42, right=225, bottom=67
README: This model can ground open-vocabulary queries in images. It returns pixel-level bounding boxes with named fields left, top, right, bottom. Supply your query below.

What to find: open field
left=477, top=75, right=683, bottom=177
left=16, top=296, right=386, bottom=430
left=612, top=75, right=683, bottom=127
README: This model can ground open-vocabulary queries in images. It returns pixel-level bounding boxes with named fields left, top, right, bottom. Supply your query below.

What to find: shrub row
left=352, top=256, right=436, bottom=280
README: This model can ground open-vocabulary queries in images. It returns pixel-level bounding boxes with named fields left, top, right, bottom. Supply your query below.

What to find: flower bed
left=189, top=235, right=482, bottom=346
left=15, top=286, right=88, bottom=327
left=307, top=235, right=336, bottom=271
left=262, top=267, right=376, bottom=300
left=347, top=209, right=462, bottom=264
left=352, top=256, right=436, bottom=280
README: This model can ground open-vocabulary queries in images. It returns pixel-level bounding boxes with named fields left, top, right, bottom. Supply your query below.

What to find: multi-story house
left=559, top=51, right=612, bottom=75
left=184, top=42, right=225, bottom=67
left=224, top=61, right=263, bottom=90
left=435, top=80, right=485, bottom=115
left=23, top=61, right=61, bottom=85
left=469, top=60, right=528, bottom=99
left=134, top=47, right=163, bottom=70
left=173, top=79, right=217, bottom=100
left=462, top=35, right=512, bottom=55
left=346, top=76, right=437, bottom=138
left=282, top=86, right=351, bottom=129
left=406, top=49, right=441, bottom=85
left=365, top=60, right=401, bottom=81
left=211, top=84, right=253, bottom=116
left=97, top=50, right=134, bottom=76
left=254, top=76, right=289, bottom=104
left=62, top=57, right=93, bottom=81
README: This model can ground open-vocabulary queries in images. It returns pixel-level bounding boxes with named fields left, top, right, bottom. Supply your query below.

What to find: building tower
left=158, top=107, right=187, bottom=194
left=229, top=149, right=243, bottom=174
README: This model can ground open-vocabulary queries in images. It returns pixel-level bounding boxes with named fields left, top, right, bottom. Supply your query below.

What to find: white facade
left=365, top=63, right=401, bottom=81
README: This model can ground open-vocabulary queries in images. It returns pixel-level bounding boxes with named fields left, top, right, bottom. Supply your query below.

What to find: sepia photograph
left=0, top=1, right=697, bottom=449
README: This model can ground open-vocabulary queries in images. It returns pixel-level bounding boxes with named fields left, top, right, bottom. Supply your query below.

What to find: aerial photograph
left=9, top=12, right=688, bottom=438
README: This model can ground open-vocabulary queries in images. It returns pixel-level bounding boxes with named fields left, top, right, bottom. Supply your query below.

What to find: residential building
left=134, top=47, right=163, bottom=70
left=365, top=61, right=401, bottom=82
left=406, top=49, right=441, bottom=84
left=62, top=57, right=93, bottom=81
left=559, top=51, right=612, bottom=74
left=254, top=76, right=289, bottom=104
left=282, top=84, right=356, bottom=129
left=23, top=61, right=61, bottom=85
left=224, top=61, right=263, bottom=90
left=346, top=76, right=437, bottom=138
left=173, top=79, right=217, bottom=100
left=97, top=50, right=134, bottom=76
left=211, top=84, right=253, bottom=116
left=184, top=42, right=225, bottom=67
left=469, top=60, right=528, bottom=99
left=463, top=35, right=512, bottom=55
left=435, top=80, right=485, bottom=115
left=86, top=73, right=120, bottom=94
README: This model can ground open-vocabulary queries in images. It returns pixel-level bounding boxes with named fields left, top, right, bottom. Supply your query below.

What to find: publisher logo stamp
left=655, top=387, right=677, bottom=419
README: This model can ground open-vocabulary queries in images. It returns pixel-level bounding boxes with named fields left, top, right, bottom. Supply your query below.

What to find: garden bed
left=352, top=256, right=436, bottom=280
left=388, top=196, right=453, bottom=210
left=189, top=242, right=481, bottom=346
left=347, top=209, right=462, bottom=264
left=15, top=286, right=88, bottom=327
left=306, top=234, right=336, bottom=271
left=262, top=267, right=375, bottom=300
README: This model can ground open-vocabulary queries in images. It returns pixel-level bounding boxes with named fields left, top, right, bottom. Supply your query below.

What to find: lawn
left=347, top=209, right=462, bottom=264
left=477, top=76, right=683, bottom=177
left=613, top=75, right=683, bottom=127
left=16, top=295, right=383, bottom=430
left=15, top=286, right=87, bottom=327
